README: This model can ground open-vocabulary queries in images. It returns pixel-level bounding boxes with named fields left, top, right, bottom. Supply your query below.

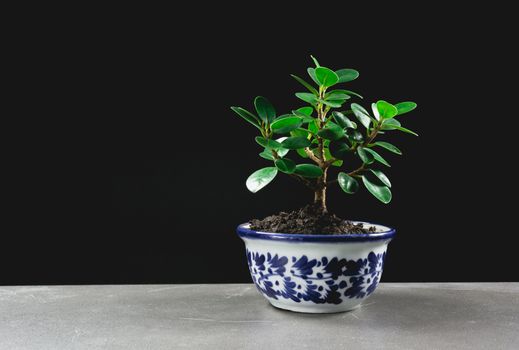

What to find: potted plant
left=231, top=56, right=418, bottom=313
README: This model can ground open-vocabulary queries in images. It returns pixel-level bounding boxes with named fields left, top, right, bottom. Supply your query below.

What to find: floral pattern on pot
left=246, top=249, right=385, bottom=304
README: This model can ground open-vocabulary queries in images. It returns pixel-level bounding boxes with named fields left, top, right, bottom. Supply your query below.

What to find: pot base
left=269, top=299, right=361, bottom=314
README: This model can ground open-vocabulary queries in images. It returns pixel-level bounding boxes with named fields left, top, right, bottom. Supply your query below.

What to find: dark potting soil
left=249, top=204, right=376, bottom=235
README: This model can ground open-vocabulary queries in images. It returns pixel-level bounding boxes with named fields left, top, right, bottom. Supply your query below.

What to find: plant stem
left=348, top=163, right=366, bottom=176
left=326, top=164, right=366, bottom=186
left=313, top=87, right=329, bottom=213
left=314, top=167, right=328, bottom=212
left=304, top=147, right=322, bottom=164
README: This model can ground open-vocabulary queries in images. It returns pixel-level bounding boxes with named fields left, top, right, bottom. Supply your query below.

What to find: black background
left=3, top=4, right=518, bottom=285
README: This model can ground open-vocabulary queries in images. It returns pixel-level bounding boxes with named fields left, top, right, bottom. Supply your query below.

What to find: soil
left=249, top=204, right=376, bottom=235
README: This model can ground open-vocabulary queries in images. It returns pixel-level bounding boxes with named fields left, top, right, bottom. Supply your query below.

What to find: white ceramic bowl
left=237, top=222, right=395, bottom=313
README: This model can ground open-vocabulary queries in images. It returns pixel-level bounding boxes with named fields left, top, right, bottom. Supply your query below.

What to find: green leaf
left=317, top=124, right=345, bottom=140
left=259, top=139, right=288, bottom=159
left=246, top=167, right=278, bottom=193
left=290, top=128, right=309, bottom=138
left=333, top=89, right=363, bottom=99
left=376, top=100, right=398, bottom=120
left=370, top=169, right=391, bottom=188
left=290, top=74, right=318, bottom=95
left=327, top=98, right=349, bottom=106
left=310, top=55, right=320, bottom=67
left=317, top=99, right=343, bottom=108
left=371, top=102, right=380, bottom=121
left=357, top=146, right=374, bottom=164
left=275, top=158, right=296, bottom=174
left=254, top=96, right=276, bottom=124
left=363, top=148, right=391, bottom=167
left=259, top=150, right=274, bottom=160
left=296, top=106, right=313, bottom=116
left=325, top=91, right=351, bottom=101
left=308, top=120, right=319, bottom=134
left=362, top=176, right=392, bottom=204
left=307, top=68, right=320, bottom=85
left=281, top=136, right=312, bottom=149
left=333, top=111, right=357, bottom=129
left=271, top=116, right=303, bottom=134
left=393, top=125, right=419, bottom=136
left=315, top=67, right=339, bottom=88
left=381, top=118, right=401, bottom=130
left=338, top=172, right=359, bottom=194
left=346, top=129, right=364, bottom=143
left=371, top=141, right=402, bottom=155
left=294, top=164, right=323, bottom=178
left=335, top=69, right=359, bottom=83
left=295, top=92, right=317, bottom=105
left=292, top=111, right=314, bottom=124
left=296, top=148, right=308, bottom=158
left=395, top=102, right=417, bottom=115
left=351, top=103, right=371, bottom=129
left=273, top=113, right=293, bottom=120
left=274, top=137, right=289, bottom=157
left=292, top=111, right=313, bottom=123
left=383, top=119, right=417, bottom=136
left=230, top=107, right=261, bottom=130
left=255, top=136, right=282, bottom=150
left=327, top=97, right=350, bottom=106
left=329, top=141, right=350, bottom=159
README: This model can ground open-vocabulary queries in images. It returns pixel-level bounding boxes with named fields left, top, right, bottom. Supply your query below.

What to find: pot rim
left=237, top=221, right=396, bottom=242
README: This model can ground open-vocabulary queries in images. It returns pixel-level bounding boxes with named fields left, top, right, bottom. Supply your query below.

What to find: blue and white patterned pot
left=237, top=222, right=395, bottom=313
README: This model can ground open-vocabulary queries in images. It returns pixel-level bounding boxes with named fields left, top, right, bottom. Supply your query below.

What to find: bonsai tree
left=231, top=56, right=417, bottom=215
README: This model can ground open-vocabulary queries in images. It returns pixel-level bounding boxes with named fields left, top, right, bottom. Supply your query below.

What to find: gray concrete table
left=0, top=283, right=518, bottom=350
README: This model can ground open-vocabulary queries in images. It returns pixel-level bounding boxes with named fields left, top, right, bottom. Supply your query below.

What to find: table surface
left=0, top=283, right=518, bottom=350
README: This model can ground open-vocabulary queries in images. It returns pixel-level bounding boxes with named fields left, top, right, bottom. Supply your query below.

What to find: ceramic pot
left=236, top=222, right=395, bottom=313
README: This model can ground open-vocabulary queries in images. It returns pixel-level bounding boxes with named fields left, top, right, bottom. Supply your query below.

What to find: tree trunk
left=314, top=168, right=328, bottom=213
